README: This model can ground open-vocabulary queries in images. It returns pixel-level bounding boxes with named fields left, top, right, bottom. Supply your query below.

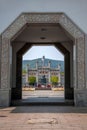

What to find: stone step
left=11, top=99, right=74, bottom=106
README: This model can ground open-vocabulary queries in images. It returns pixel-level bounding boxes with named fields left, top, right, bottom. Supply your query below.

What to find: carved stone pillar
left=74, top=36, right=87, bottom=106
left=0, top=37, right=11, bottom=106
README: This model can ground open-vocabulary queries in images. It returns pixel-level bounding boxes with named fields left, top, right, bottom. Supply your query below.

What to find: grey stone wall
left=74, top=89, right=87, bottom=106
left=76, top=37, right=85, bottom=89
left=0, top=89, right=11, bottom=106
left=1, top=37, right=10, bottom=89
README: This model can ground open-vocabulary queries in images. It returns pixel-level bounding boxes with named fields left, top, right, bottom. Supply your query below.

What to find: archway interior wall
left=0, top=13, right=86, bottom=106
left=55, top=43, right=74, bottom=99
left=11, top=42, right=32, bottom=99
left=61, top=42, right=73, bottom=88
left=12, top=42, right=26, bottom=89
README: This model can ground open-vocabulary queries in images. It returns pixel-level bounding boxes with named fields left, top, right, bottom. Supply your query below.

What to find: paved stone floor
left=21, top=90, right=65, bottom=104
left=0, top=106, right=87, bottom=130
left=12, top=90, right=73, bottom=106
left=22, top=90, right=64, bottom=98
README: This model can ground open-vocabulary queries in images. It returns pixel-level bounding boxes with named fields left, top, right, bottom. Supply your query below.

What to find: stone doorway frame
left=0, top=13, right=86, bottom=106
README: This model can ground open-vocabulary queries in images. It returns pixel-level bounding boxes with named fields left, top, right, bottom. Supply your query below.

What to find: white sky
left=0, top=0, right=87, bottom=60
left=0, top=0, right=87, bottom=34
left=23, top=46, right=64, bottom=61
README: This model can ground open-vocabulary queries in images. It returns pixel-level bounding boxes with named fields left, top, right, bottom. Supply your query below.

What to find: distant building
left=22, top=56, right=64, bottom=87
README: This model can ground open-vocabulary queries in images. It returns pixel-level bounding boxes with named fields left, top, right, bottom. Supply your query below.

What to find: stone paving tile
left=0, top=106, right=87, bottom=130
left=22, top=90, right=64, bottom=97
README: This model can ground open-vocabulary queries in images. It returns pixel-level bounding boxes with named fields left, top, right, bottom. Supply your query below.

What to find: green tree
left=51, top=76, right=59, bottom=85
left=28, top=76, right=36, bottom=85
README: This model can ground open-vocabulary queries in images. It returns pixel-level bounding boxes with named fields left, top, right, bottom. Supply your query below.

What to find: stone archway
left=0, top=13, right=86, bottom=106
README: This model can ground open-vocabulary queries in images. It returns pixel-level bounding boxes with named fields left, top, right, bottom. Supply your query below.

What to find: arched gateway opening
left=0, top=13, right=86, bottom=107
left=22, top=46, right=65, bottom=103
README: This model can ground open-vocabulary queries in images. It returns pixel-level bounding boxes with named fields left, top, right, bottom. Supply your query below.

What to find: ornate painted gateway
left=0, top=13, right=87, bottom=106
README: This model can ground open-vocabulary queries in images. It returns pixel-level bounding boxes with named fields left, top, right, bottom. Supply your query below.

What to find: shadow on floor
left=11, top=97, right=74, bottom=106
left=9, top=106, right=87, bottom=114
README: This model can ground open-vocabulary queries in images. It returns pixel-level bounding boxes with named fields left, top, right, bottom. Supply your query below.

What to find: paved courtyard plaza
left=2, top=90, right=85, bottom=130
left=22, top=90, right=64, bottom=98
left=20, top=90, right=66, bottom=105
left=0, top=106, right=87, bottom=130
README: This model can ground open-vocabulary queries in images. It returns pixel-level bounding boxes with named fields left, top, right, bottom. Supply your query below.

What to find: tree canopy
left=28, top=76, right=36, bottom=85
left=51, top=76, right=59, bottom=85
